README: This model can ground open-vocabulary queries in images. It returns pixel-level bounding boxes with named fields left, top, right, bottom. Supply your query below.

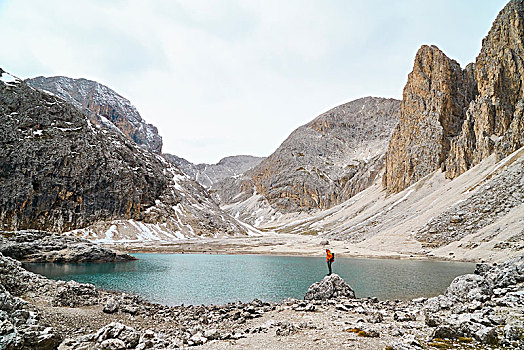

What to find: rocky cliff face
left=0, top=74, right=246, bottom=238
left=383, top=46, right=477, bottom=194
left=385, top=0, right=524, bottom=193
left=26, top=76, right=163, bottom=154
left=217, top=97, right=399, bottom=214
left=447, top=0, right=524, bottom=178
left=164, top=154, right=264, bottom=188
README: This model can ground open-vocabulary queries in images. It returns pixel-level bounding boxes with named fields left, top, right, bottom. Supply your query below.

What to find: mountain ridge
left=0, top=74, right=249, bottom=239
left=26, top=76, right=163, bottom=154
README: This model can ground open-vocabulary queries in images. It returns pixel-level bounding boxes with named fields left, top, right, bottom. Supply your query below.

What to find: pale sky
left=0, top=0, right=508, bottom=164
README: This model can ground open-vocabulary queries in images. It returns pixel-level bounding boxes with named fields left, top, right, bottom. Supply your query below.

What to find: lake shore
left=105, top=233, right=483, bottom=263
left=1, top=251, right=522, bottom=349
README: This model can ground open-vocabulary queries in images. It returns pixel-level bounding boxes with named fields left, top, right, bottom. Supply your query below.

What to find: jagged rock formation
left=383, top=45, right=477, bottom=194
left=164, top=154, right=264, bottom=188
left=0, top=75, right=247, bottom=238
left=214, top=97, right=399, bottom=216
left=26, top=76, right=163, bottom=154
left=385, top=0, right=524, bottom=193
left=447, top=0, right=524, bottom=178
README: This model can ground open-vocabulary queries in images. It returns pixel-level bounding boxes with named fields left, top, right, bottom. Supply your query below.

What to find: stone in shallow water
left=304, top=274, right=355, bottom=300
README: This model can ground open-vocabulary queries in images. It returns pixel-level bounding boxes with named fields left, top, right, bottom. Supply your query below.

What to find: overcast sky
left=0, top=0, right=508, bottom=164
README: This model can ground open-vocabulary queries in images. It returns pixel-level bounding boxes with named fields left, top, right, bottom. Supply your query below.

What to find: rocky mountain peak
left=446, top=0, right=524, bottom=178
left=26, top=76, right=163, bottom=154
left=214, top=97, right=400, bottom=218
left=383, top=45, right=477, bottom=194
left=0, top=75, right=247, bottom=238
left=384, top=1, right=524, bottom=193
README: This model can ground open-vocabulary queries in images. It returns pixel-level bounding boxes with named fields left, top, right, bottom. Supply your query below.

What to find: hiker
left=326, top=249, right=334, bottom=275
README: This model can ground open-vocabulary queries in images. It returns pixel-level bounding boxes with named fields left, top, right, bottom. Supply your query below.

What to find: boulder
left=304, top=274, right=355, bottom=300
left=103, top=297, right=119, bottom=314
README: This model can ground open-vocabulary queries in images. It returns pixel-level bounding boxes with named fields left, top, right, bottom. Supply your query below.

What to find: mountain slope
left=260, top=147, right=523, bottom=262
left=212, top=97, right=400, bottom=224
left=26, top=76, right=163, bottom=154
left=0, top=73, right=247, bottom=240
left=164, top=154, right=264, bottom=188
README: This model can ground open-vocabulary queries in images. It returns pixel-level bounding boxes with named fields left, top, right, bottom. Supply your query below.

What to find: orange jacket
left=326, top=250, right=333, bottom=262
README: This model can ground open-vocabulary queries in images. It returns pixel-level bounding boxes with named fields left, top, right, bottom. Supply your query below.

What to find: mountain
left=26, top=76, right=163, bottom=154
left=0, top=72, right=248, bottom=240
left=246, top=0, right=524, bottom=262
left=164, top=154, right=264, bottom=188
left=383, top=46, right=477, bottom=194
left=384, top=0, right=524, bottom=194
left=211, top=97, right=400, bottom=224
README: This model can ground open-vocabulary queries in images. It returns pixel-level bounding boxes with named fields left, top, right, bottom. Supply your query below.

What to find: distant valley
left=1, top=0, right=522, bottom=263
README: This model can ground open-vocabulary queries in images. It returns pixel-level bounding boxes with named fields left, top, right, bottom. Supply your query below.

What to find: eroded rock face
left=447, top=0, right=524, bottom=178
left=26, top=76, right=163, bottom=154
left=383, top=45, right=477, bottom=194
left=304, top=274, right=356, bottom=300
left=0, top=78, right=166, bottom=232
left=385, top=1, right=524, bottom=194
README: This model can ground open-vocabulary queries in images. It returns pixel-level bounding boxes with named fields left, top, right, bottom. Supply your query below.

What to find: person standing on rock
left=326, top=249, right=335, bottom=275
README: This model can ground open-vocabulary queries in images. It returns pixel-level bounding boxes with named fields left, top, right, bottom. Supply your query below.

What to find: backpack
left=330, top=252, right=335, bottom=262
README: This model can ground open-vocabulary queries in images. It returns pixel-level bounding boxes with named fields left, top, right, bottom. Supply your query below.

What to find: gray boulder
left=53, top=280, right=98, bottom=308
left=103, top=297, right=119, bottom=314
left=304, top=274, right=355, bottom=300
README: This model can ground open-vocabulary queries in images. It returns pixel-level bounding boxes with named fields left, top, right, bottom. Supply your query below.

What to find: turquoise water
left=24, top=253, right=474, bottom=306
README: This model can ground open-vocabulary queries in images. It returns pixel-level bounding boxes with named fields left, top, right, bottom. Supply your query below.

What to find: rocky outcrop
left=164, top=154, right=264, bottom=188
left=0, top=76, right=164, bottom=231
left=422, top=255, right=523, bottom=347
left=0, top=74, right=247, bottom=237
left=0, top=230, right=135, bottom=262
left=304, top=274, right=356, bottom=300
left=26, top=76, right=163, bottom=154
left=383, top=45, right=477, bottom=194
left=215, top=97, right=399, bottom=215
left=0, top=282, right=61, bottom=350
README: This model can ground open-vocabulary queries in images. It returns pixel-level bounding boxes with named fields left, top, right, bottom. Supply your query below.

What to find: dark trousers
left=327, top=260, right=332, bottom=275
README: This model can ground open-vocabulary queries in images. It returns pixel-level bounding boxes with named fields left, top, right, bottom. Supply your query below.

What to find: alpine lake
left=24, top=253, right=475, bottom=306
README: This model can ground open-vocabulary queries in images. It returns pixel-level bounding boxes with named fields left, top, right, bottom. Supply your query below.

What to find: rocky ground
left=0, top=230, right=135, bottom=262
left=0, top=248, right=522, bottom=349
